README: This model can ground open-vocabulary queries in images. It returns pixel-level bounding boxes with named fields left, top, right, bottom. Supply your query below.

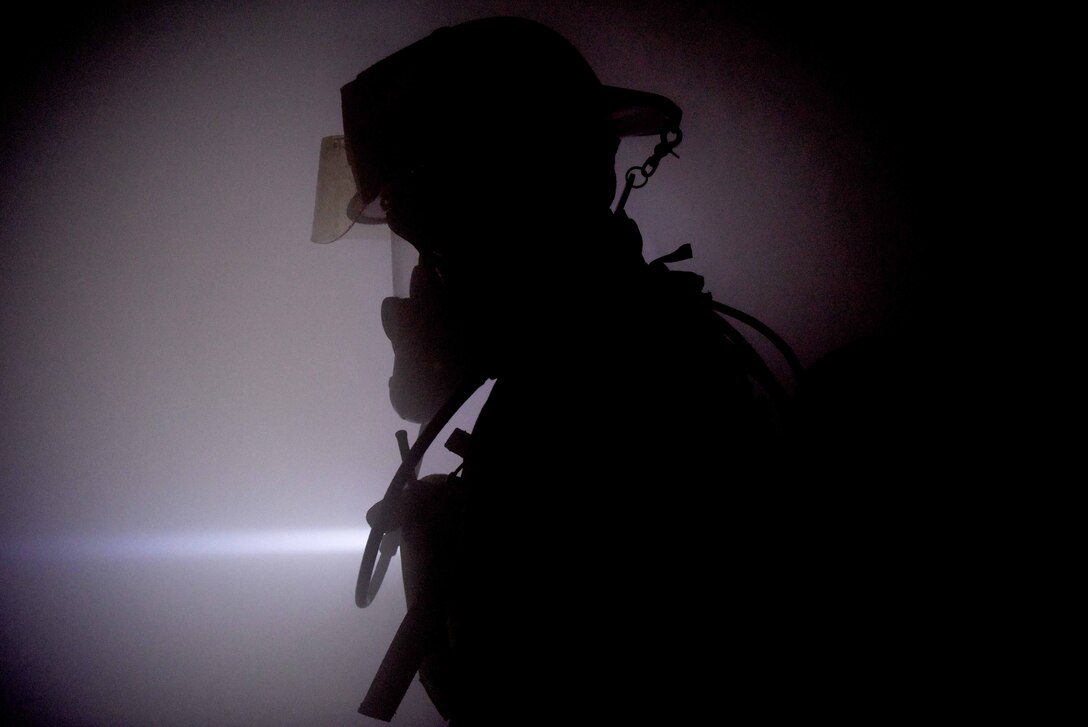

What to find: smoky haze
left=1, top=2, right=939, bottom=725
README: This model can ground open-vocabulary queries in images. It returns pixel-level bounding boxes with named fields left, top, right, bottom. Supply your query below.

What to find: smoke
left=2, top=2, right=932, bottom=724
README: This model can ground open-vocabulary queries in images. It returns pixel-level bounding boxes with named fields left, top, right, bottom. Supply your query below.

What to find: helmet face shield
left=310, top=135, right=389, bottom=243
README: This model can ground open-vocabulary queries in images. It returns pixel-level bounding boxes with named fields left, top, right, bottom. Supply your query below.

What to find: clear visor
left=310, top=136, right=388, bottom=244
left=310, top=136, right=417, bottom=298
left=390, top=232, right=417, bottom=298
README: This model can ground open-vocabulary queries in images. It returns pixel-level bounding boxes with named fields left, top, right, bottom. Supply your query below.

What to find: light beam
left=3, top=528, right=372, bottom=561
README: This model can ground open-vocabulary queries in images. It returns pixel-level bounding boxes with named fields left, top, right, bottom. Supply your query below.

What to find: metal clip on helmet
left=338, top=16, right=682, bottom=227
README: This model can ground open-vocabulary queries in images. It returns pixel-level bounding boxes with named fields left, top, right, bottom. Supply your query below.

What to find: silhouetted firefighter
left=329, top=16, right=902, bottom=726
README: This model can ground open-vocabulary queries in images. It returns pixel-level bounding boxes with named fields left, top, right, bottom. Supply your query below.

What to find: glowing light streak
left=2, top=528, right=372, bottom=561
